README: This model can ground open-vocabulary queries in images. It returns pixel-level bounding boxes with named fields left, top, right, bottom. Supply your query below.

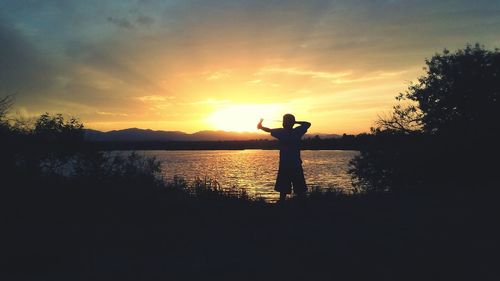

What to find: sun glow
left=207, top=104, right=283, bottom=132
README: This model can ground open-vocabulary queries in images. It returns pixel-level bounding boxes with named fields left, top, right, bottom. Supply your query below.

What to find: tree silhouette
left=378, top=43, right=500, bottom=136
left=352, top=44, right=500, bottom=192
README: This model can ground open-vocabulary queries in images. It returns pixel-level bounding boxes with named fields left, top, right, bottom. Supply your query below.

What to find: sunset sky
left=1, top=0, right=499, bottom=133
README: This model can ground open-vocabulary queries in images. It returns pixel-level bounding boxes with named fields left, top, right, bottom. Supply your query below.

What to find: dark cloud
left=107, top=10, right=155, bottom=29
left=63, top=38, right=161, bottom=92
left=136, top=15, right=155, bottom=26
left=0, top=21, right=57, bottom=96
left=107, top=16, right=134, bottom=29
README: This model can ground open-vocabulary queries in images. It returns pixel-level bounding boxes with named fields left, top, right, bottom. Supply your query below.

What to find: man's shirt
left=270, top=124, right=310, bottom=167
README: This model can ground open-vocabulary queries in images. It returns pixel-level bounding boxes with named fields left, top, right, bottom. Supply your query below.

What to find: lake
left=137, top=150, right=359, bottom=201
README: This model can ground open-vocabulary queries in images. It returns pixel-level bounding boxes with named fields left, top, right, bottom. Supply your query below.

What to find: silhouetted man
left=257, top=114, right=311, bottom=201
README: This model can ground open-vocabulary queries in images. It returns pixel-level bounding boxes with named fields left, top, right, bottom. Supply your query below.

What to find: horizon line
left=84, top=126, right=357, bottom=135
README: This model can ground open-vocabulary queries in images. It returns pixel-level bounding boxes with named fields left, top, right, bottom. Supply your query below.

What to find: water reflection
left=138, top=150, right=359, bottom=201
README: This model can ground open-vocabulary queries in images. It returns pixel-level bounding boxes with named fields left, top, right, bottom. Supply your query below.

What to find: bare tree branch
left=0, top=95, right=14, bottom=124
left=375, top=102, right=423, bottom=134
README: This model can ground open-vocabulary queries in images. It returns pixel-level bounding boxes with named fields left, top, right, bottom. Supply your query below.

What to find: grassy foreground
left=2, top=170, right=499, bottom=280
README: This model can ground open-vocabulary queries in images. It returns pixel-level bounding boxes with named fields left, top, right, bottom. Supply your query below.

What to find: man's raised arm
left=294, top=120, right=311, bottom=136
left=257, top=118, right=272, bottom=133
left=295, top=121, right=311, bottom=129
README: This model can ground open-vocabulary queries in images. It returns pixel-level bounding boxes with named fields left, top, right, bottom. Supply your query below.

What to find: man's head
left=282, top=114, right=295, bottom=130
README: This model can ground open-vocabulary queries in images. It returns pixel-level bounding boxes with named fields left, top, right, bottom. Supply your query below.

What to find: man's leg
left=292, top=165, right=307, bottom=197
left=275, top=166, right=292, bottom=201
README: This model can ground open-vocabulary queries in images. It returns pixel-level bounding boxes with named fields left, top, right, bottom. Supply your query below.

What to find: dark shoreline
left=87, top=138, right=368, bottom=151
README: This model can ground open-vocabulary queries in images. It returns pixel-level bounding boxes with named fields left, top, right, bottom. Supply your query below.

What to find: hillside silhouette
left=84, top=127, right=340, bottom=142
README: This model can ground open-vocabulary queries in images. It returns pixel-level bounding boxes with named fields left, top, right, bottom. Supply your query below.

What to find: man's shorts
left=275, top=164, right=307, bottom=194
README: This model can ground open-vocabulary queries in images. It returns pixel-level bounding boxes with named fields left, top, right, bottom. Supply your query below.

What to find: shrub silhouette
left=34, top=113, right=84, bottom=144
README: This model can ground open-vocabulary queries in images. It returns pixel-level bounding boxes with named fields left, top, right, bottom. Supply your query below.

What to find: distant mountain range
left=84, top=128, right=340, bottom=142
